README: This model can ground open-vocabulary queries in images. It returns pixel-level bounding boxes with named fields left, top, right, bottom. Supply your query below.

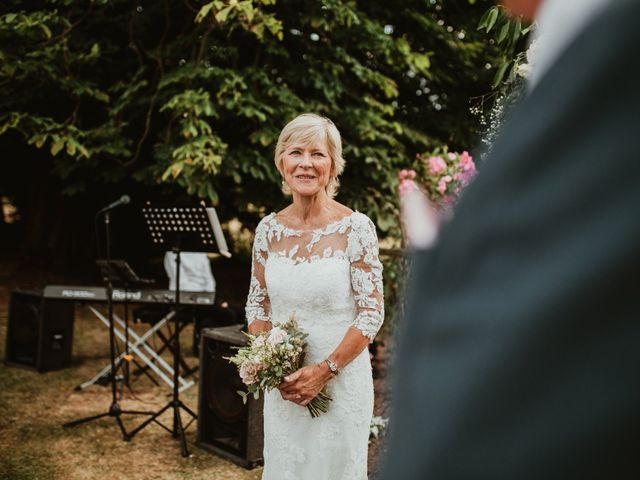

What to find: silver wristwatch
left=324, top=358, right=339, bottom=375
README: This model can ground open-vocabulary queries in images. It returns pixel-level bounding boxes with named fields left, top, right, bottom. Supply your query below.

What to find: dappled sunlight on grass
left=0, top=285, right=262, bottom=480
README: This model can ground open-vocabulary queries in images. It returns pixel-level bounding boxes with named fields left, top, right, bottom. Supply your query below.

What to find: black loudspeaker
left=5, top=289, right=75, bottom=372
left=192, top=304, right=241, bottom=357
left=197, top=325, right=263, bottom=469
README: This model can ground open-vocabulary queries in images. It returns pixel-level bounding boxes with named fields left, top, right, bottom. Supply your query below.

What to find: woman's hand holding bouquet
left=228, top=313, right=332, bottom=417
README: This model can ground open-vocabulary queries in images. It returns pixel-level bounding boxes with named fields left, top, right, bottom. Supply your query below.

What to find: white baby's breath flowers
left=516, top=62, right=532, bottom=78
left=369, top=416, right=389, bottom=442
left=516, top=38, right=538, bottom=79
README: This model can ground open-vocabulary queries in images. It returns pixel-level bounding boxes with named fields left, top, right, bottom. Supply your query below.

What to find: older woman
left=245, top=113, right=384, bottom=479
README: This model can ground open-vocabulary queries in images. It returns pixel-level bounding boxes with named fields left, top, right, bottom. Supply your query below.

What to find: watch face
left=326, top=359, right=338, bottom=373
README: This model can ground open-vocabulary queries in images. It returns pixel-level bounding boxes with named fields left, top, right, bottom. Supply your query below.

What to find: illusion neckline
left=270, top=210, right=357, bottom=233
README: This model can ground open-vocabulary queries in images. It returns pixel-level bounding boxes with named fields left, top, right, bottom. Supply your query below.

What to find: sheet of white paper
left=205, top=207, right=232, bottom=258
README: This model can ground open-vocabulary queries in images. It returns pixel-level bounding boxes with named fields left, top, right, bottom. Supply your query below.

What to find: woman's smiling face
left=281, top=141, right=333, bottom=198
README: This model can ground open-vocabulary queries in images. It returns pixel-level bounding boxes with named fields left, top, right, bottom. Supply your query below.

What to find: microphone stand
left=63, top=209, right=153, bottom=437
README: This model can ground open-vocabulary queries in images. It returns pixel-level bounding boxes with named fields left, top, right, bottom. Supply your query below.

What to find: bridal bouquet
left=227, top=313, right=332, bottom=418
left=398, top=149, right=476, bottom=247
left=406, top=149, right=477, bottom=208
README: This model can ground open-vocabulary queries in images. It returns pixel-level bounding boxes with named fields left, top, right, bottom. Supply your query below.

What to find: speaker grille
left=197, top=326, right=263, bottom=468
left=5, top=290, right=74, bottom=372
left=6, top=292, right=41, bottom=367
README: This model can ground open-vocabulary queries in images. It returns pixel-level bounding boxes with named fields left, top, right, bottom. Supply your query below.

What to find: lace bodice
left=246, top=211, right=384, bottom=341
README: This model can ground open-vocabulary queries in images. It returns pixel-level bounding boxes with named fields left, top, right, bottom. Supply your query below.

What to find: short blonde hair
left=274, top=113, right=345, bottom=198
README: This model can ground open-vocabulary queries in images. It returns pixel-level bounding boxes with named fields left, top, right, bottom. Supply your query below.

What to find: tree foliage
left=1, top=0, right=504, bottom=239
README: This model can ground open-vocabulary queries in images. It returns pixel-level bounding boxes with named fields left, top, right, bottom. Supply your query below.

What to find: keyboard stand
left=76, top=306, right=195, bottom=393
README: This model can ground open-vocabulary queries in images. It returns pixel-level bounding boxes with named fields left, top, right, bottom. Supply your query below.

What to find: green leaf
left=486, top=7, right=499, bottom=33
left=250, top=22, right=265, bottom=39
left=195, top=2, right=215, bottom=23
left=497, top=21, right=509, bottom=44
left=77, top=144, right=90, bottom=158
left=477, top=8, right=491, bottom=30
left=411, top=53, right=431, bottom=75
left=66, top=140, right=76, bottom=155
left=31, top=134, right=47, bottom=149
left=513, top=18, right=522, bottom=44
left=40, top=23, right=52, bottom=39
left=215, top=6, right=233, bottom=24
left=51, top=140, right=64, bottom=156
left=492, top=60, right=510, bottom=88
left=239, top=2, right=255, bottom=23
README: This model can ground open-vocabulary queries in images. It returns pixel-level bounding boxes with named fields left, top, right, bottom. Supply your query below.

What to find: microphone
left=99, top=195, right=131, bottom=213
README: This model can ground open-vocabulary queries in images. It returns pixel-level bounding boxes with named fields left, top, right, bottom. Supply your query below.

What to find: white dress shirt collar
left=528, top=0, right=611, bottom=89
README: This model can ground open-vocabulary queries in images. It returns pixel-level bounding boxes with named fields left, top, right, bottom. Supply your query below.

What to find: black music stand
left=63, top=212, right=153, bottom=436
left=92, top=260, right=154, bottom=392
left=126, top=203, right=220, bottom=457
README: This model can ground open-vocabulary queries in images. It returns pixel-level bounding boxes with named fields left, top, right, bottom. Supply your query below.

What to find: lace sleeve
left=348, top=214, right=384, bottom=341
left=245, top=218, right=271, bottom=325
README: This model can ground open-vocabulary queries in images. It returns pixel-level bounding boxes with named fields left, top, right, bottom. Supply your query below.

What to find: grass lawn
left=0, top=273, right=389, bottom=480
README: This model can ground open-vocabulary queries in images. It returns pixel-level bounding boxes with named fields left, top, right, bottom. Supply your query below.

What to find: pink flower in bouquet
left=401, top=148, right=477, bottom=217
left=398, top=169, right=419, bottom=197
left=459, top=151, right=475, bottom=173
left=239, top=360, right=262, bottom=385
left=428, top=156, right=447, bottom=175
left=399, top=169, right=416, bottom=180
left=267, top=327, right=288, bottom=345
left=442, top=195, right=456, bottom=206
left=437, top=175, right=452, bottom=194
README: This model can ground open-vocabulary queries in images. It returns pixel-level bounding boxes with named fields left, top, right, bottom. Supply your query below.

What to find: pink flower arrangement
left=400, top=149, right=477, bottom=208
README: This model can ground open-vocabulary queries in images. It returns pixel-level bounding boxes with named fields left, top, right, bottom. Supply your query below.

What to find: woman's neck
left=288, top=192, right=334, bottom=227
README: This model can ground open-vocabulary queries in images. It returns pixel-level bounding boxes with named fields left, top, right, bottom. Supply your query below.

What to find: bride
left=245, top=113, right=385, bottom=479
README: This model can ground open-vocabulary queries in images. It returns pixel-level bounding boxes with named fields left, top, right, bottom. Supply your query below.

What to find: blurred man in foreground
left=381, top=0, right=640, bottom=478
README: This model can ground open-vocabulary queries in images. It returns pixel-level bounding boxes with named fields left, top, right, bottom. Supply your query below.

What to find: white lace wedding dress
left=245, top=210, right=385, bottom=480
